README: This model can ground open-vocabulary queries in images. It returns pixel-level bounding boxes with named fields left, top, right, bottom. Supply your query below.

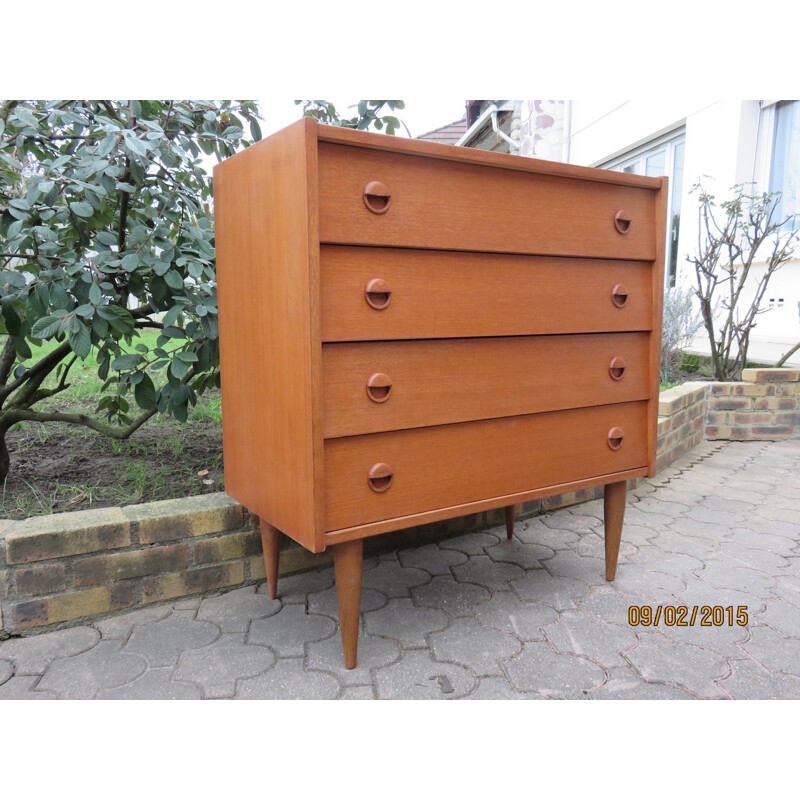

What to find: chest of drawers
left=214, top=118, right=667, bottom=668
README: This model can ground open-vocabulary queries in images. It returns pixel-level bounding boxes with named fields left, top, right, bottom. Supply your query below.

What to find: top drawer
left=317, top=143, right=656, bottom=260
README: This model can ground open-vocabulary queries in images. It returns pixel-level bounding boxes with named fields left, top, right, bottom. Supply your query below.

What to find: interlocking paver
left=173, top=633, right=276, bottom=698
left=397, top=543, right=468, bottom=574
left=484, top=537, right=555, bottom=569
left=307, top=586, right=388, bottom=618
left=544, top=609, right=637, bottom=668
left=411, top=575, right=491, bottom=616
left=463, top=676, right=541, bottom=700
left=429, top=616, right=522, bottom=676
left=123, top=610, right=219, bottom=668
left=739, top=625, right=800, bottom=676
left=439, top=531, right=501, bottom=556
left=92, top=605, right=173, bottom=640
left=0, top=625, right=100, bottom=674
left=4, top=439, right=800, bottom=700
left=196, top=586, right=281, bottom=632
left=452, top=554, right=526, bottom=591
left=472, top=592, right=558, bottom=641
left=97, top=667, right=202, bottom=700
left=504, top=640, right=606, bottom=699
left=247, top=604, right=336, bottom=657
left=236, top=659, right=341, bottom=699
left=306, top=633, right=400, bottom=687
left=514, top=523, right=579, bottom=550
left=360, top=559, right=430, bottom=597
left=719, top=658, right=800, bottom=700
left=512, top=570, right=591, bottom=610
left=588, top=667, right=695, bottom=700
left=373, top=649, right=476, bottom=699
left=37, top=639, right=147, bottom=699
left=0, top=676, right=58, bottom=699
left=363, top=598, right=448, bottom=649
left=623, top=630, right=729, bottom=699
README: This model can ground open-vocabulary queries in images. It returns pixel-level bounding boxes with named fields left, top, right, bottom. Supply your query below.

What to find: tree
left=296, top=100, right=409, bottom=135
left=688, top=180, right=800, bottom=381
left=0, top=99, right=406, bottom=484
left=0, top=100, right=262, bottom=483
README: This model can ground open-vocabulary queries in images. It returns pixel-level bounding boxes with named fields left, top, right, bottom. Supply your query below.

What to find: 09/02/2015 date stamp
left=628, top=605, right=749, bottom=627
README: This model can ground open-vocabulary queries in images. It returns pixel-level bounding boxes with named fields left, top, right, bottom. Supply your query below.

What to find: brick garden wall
left=705, top=368, right=800, bottom=441
left=3, top=375, right=795, bottom=638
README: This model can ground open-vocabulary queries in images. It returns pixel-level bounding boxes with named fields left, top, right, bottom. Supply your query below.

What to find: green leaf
left=111, top=353, right=141, bottom=371
left=249, top=119, right=262, bottom=141
left=69, top=320, right=92, bottom=358
left=169, top=357, right=189, bottom=380
left=31, top=315, right=62, bottom=339
left=164, top=270, right=184, bottom=290
left=134, top=373, right=157, bottom=410
left=89, top=283, right=102, bottom=304
left=70, top=201, right=94, bottom=217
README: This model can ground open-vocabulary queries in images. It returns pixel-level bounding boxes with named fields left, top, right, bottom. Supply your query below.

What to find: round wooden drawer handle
left=365, top=278, right=392, bottom=310
left=366, top=372, right=392, bottom=403
left=614, top=210, right=632, bottom=235
left=367, top=462, right=393, bottom=493
left=611, top=284, right=629, bottom=308
left=363, top=180, right=391, bottom=214
left=609, top=357, right=626, bottom=381
left=607, top=426, right=625, bottom=451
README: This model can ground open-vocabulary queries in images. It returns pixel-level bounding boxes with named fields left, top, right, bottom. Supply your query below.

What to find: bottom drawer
left=324, top=401, right=648, bottom=531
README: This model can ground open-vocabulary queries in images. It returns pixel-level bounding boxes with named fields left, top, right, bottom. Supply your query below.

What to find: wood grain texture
left=334, top=538, right=363, bottom=669
left=324, top=467, right=649, bottom=544
left=323, top=401, right=649, bottom=531
left=320, top=246, right=653, bottom=342
left=318, top=143, right=656, bottom=259
left=604, top=481, right=627, bottom=581
left=214, top=118, right=325, bottom=552
left=316, top=122, right=663, bottom=190
left=647, top=176, right=669, bottom=477
left=259, top=519, right=283, bottom=600
left=322, top=333, right=651, bottom=438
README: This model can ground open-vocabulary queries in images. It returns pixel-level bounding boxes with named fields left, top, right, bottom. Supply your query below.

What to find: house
left=450, top=100, right=800, bottom=367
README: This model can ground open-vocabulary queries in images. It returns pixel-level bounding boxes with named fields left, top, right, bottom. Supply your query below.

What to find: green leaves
left=69, top=201, right=94, bottom=217
left=31, top=315, right=63, bottom=339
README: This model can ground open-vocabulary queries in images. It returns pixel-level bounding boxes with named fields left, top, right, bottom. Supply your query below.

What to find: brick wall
left=705, top=368, right=800, bottom=440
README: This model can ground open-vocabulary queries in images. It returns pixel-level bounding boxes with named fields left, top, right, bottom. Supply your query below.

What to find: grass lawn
left=2, top=332, right=224, bottom=519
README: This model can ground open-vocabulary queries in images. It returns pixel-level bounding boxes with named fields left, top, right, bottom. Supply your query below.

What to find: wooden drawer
left=324, top=401, right=648, bottom=531
left=318, top=142, right=656, bottom=260
left=320, top=246, right=652, bottom=342
left=322, top=333, right=650, bottom=438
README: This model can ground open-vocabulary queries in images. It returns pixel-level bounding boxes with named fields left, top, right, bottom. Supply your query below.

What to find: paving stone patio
left=1, top=438, right=799, bottom=700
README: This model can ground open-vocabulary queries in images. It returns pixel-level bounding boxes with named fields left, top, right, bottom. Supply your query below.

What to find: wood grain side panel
left=214, top=119, right=322, bottom=551
left=322, top=333, right=651, bottom=438
left=321, top=247, right=652, bottom=342
left=318, top=143, right=656, bottom=259
left=648, top=176, right=669, bottom=477
left=324, top=402, right=648, bottom=530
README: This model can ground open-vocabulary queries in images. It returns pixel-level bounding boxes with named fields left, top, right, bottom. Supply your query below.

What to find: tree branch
left=0, top=340, right=71, bottom=405
left=0, top=337, right=16, bottom=386
left=5, top=406, right=157, bottom=439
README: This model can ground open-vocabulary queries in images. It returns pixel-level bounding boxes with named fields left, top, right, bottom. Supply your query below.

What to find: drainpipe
left=561, top=100, right=572, bottom=164
left=456, top=103, right=519, bottom=151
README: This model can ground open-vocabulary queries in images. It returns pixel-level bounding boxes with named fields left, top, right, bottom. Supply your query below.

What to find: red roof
left=416, top=117, right=468, bottom=146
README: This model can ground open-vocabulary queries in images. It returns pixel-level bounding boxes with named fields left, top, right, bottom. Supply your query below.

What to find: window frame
left=599, top=130, right=686, bottom=288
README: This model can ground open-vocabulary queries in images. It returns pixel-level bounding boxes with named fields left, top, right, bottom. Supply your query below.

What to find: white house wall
left=516, top=99, right=800, bottom=366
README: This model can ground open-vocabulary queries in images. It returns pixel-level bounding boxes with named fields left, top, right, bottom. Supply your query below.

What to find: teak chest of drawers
left=214, top=118, right=667, bottom=668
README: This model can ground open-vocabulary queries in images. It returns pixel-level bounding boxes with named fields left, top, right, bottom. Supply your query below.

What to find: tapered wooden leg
left=334, top=538, right=364, bottom=670
left=505, top=505, right=516, bottom=540
left=604, top=481, right=627, bottom=581
left=259, top=518, right=282, bottom=600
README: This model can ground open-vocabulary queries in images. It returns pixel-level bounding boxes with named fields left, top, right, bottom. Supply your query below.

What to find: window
left=602, top=133, right=685, bottom=287
left=768, top=100, right=800, bottom=228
